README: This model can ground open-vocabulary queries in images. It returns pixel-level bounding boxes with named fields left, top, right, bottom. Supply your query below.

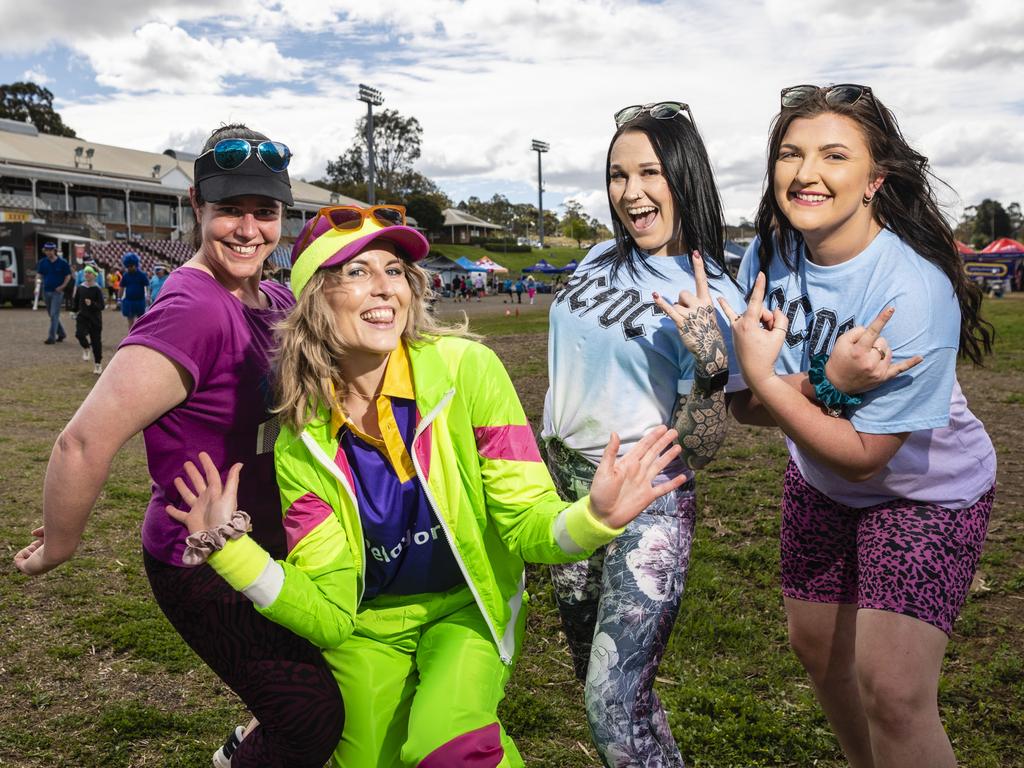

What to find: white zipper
left=410, top=388, right=512, bottom=663
left=300, top=431, right=367, bottom=604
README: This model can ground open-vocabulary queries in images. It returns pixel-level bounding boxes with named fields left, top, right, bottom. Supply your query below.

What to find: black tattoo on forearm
left=678, top=305, right=728, bottom=376
left=673, top=389, right=728, bottom=470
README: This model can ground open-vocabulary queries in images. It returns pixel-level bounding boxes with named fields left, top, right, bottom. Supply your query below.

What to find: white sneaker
left=93, top=363, right=102, bottom=375
left=212, top=726, right=245, bottom=767
left=82, top=348, right=90, bottom=361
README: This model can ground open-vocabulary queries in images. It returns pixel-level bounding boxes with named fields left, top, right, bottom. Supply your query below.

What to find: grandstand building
left=0, top=117, right=365, bottom=277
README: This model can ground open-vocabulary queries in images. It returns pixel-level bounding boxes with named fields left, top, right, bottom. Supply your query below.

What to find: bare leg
left=855, top=609, right=954, bottom=768
left=784, top=597, right=874, bottom=768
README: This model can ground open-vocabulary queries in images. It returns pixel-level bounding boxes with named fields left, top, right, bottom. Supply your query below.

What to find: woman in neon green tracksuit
left=166, top=206, right=692, bottom=768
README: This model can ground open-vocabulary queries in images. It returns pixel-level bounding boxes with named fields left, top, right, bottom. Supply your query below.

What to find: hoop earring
left=862, top=194, right=874, bottom=206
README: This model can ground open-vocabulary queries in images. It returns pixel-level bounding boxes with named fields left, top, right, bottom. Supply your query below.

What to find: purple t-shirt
left=119, top=267, right=294, bottom=565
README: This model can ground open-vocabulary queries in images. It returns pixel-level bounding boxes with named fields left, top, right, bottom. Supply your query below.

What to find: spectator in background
left=119, top=253, right=149, bottom=329
left=108, top=268, right=122, bottom=309
left=526, top=275, right=537, bottom=304
left=149, top=264, right=170, bottom=305
left=37, top=242, right=71, bottom=345
left=514, top=276, right=524, bottom=304
left=73, top=265, right=105, bottom=374
left=75, top=259, right=105, bottom=298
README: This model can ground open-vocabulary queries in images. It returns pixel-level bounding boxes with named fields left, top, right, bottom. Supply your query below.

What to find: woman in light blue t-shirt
left=726, top=85, right=996, bottom=768
left=542, top=102, right=745, bottom=767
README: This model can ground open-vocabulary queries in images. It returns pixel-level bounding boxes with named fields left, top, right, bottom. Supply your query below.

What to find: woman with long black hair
left=542, top=102, right=747, bottom=766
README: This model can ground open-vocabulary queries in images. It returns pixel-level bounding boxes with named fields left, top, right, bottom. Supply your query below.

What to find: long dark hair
left=594, top=113, right=730, bottom=282
left=189, top=123, right=275, bottom=250
left=753, top=89, right=993, bottom=364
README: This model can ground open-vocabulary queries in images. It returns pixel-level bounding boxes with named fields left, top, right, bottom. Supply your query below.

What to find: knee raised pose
left=166, top=207, right=688, bottom=767
left=542, top=101, right=746, bottom=767
left=726, top=84, right=996, bottom=768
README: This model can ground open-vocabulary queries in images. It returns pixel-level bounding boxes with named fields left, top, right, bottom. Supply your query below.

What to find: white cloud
left=0, top=0, right=236, bottom=52
left=71, top=22, right=306, bottom=94
left=21, top=68, right=51, bottom=85
left=12, top=0, right=1024, bottom=223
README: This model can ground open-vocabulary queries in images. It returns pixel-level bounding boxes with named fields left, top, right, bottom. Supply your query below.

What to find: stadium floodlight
left=531, top=140, right=550, bottom=247
left=358, top=84, right=385, bottom=204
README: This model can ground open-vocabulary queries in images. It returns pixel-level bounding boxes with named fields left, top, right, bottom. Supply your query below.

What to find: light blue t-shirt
left=542, top=241, right=746, bottom=481
left=740, top=229, right=995, bottom=508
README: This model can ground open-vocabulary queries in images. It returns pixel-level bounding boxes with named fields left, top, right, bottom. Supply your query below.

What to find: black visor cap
left=194, top=150, right=294, bottom=206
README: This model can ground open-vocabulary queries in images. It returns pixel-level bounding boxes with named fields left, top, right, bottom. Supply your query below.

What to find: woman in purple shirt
left=15, top=124, right=343, bottom=768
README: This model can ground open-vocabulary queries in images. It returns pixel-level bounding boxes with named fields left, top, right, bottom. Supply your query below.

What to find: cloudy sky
left=1, top=0, right=1021, bottom=227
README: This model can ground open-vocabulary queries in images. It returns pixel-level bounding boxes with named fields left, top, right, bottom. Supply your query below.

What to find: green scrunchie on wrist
left=808, top=353, right=862, bottom=416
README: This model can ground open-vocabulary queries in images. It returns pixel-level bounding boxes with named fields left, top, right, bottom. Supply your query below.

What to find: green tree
left=560, top=199, right=594, bottom=248
left=0, top=81, right=76, bottom=137
left=324, top=109, right=423, bottom=196
left=1007, top=202, right=1022, bottom=239
left=961, top=199, right=1013, bottom=249
left=406, top=194, right=445, bottom=234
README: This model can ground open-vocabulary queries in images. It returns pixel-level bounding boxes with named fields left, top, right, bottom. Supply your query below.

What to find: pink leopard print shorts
left=780, top=461, right=994, bottom=635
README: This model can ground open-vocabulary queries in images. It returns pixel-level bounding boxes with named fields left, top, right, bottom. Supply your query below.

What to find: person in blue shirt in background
left=149, top=263, right=170, bottom=306
left=37, top=242, right=72, bottom=344
left=118, top=252, right=149, bottom=329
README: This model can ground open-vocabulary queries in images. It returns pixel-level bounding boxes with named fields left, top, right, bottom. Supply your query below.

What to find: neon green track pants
left=323, top=584, right=527, bottom=767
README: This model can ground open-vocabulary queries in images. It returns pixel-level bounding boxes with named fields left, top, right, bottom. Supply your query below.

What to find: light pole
left=531, top=139, right=549, bottom=247
left=358, top=84, right=384, bottom=204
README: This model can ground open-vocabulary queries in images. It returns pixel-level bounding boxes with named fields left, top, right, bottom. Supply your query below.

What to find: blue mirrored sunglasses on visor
left=198, top=138, right=292, bottom=172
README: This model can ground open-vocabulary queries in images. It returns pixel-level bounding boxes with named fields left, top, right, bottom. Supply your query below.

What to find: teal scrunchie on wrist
left=808, top=353, right=862, bottom=416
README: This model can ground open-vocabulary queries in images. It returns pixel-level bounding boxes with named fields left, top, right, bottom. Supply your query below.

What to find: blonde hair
left=273, top=260, right=473, bottom=433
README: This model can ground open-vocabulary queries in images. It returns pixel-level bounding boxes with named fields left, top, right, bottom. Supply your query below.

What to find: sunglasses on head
left=295, top=205, right=407, bottom=255
left=613, top=101, right=693, bottom=128
left=198, top=138, right=292, bottom=173
left=780, top=84, right=889, bottom=129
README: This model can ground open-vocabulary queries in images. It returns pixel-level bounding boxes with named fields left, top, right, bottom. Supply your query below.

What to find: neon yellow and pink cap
left=289, top=209, right=429, bottom=299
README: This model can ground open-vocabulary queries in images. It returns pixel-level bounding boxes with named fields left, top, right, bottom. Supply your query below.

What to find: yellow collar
left=330, top=342, right=414, bottom=437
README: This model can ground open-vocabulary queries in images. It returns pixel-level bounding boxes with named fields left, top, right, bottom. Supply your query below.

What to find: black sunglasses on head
left=613, top=101, right=693, bottom=128
left=780, top=84, right=890, bottom=130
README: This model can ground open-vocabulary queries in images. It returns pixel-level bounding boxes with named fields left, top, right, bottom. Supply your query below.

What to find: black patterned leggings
left=144, top=549, right=344, bottom=767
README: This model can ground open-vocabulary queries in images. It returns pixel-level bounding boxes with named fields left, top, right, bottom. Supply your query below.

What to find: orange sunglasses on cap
left=295, top=205, right=406, bottom=254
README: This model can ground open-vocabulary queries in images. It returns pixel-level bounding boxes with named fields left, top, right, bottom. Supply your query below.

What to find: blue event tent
left=454, top=256, right=489, bottom=272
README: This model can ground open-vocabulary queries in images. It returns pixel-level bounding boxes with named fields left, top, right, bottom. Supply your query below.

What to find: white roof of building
left=0, top=120, right=365, bottom=211
left=442, top=207, right=503, bottom=229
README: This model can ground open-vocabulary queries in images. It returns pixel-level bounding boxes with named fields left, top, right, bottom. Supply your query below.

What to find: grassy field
left=0, top=296, right=1021, bottom=767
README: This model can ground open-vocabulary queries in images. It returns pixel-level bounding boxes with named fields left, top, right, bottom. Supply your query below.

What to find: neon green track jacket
left=208, top=336, right=622, bottom=663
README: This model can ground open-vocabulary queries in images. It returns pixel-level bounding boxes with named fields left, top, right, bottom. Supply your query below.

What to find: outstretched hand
left=588, top=426, right=689, bottom=529
left=826, top=307, right=923, bottom=394
left=165, top=452, right=243, bottom=535
left=718, top=272, right=788, bottom=389
left=652, top=252, right=728, bottom=377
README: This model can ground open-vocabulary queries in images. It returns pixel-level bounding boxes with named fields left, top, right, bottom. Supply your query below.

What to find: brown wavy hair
left=753, top=88, right=994, bottom=365
left=273, top=258, right=473, bottom=433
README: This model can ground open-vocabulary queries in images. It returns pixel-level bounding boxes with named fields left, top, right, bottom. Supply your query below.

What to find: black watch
left=693, top=368, right=729, bottom=396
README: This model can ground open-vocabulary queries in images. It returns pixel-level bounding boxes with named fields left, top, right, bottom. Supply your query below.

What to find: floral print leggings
left=545, top=438, right=696, bottom=768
